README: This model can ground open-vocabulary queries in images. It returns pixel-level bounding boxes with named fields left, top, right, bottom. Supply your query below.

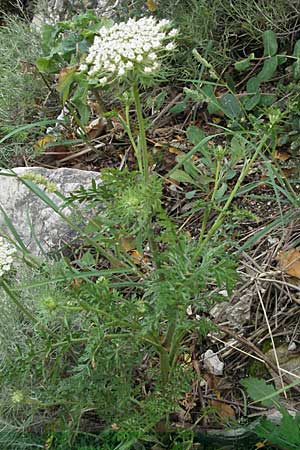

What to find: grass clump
left=0, top=16, right=48, bottom=163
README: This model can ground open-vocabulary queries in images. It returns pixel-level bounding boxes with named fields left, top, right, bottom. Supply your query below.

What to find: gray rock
left=210, top=291, right=251, bottom=329
left=0, top=167, right=100, bottom=256
left=265, top=344, right=300, bottom=389
left=203, top=349, right=224, bottom=376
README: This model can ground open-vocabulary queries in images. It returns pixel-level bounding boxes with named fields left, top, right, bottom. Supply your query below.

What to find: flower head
left=81, top=16, right=177, bottom=85
left=0, top=237, right=16, bottom=277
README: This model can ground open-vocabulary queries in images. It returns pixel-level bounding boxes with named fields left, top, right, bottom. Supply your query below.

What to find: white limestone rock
left=0, top=167, right=101, bottom=256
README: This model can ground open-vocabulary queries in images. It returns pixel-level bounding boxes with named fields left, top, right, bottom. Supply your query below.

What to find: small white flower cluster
left=80, top=16, right=178, bottom=85
left=0, top=237, right=16, bottom=277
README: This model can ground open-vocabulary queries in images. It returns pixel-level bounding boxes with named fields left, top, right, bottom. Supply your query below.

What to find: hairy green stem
left=132, top=83, right=149, bottom=182
left=198, top=157, right=221, bottom=243
left=124, top=103, right=142, bottom=173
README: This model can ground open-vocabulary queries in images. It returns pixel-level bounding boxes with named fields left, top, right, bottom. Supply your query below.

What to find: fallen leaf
left=168, top=146, right=184, bottom=156
left=255, top=441, right=267, bottom=449
left=119, top=236, right=136, bottom=252
left=274, top=149, right=291, bottom=161
left=85, top=117, right=107, bottom=139
left=146, top=0, right=158, bottom=11
left=277, top=248, right=300, bottom=278
left=210, top=399, right=235, bottom=418
left=34, top=135, right=56, bottom=151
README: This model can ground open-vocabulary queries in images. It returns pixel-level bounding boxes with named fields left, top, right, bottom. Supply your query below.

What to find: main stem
left=132, top=83, right=149, bottom=182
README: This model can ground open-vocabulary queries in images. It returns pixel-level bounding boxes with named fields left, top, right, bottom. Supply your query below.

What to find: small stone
left=288, top=341, right=297, bottom=352
left=203, top=349, right=224, bottom=376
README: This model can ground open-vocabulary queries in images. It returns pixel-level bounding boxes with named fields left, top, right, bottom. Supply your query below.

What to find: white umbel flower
left=0, top=237, right=16, bottom=277
left=81, top=16, right=177, bottom=84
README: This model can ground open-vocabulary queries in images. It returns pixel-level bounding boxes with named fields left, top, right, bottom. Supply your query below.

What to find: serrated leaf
left=219, top=93, right=242, bottom=119
left=241, top=377, right=279, bottom=407
left=257, top=56, right=278, bottom=82
left=263, top=30, right=278, bottom=57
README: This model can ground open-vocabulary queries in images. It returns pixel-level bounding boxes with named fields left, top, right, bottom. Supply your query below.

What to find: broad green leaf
left=196, top=84, right=220, bottom=114
left=241, top=377, right=279, bottom=407
left=243, top=93, right=261, bottom=111
left=36, top=55, right=61, bottom=73
left=56, top=67, right=78, bottom=103
left=72, top=80, right=90, bottom=125
left=185, top=190, right=197, bottom=199
left=186, top=126, right=206, bottom=145
left=292, top=60, right=300, bottom=80
left=257, top=56, right=278, bottom=82
left=246, top=77, right=260, bottom=94
left=293, top=39, right=300, bottom=57
left=292, top=41, right=300, bottom=80
left=219, top=93, right=242, bottom=119
left=263, top=30, right=278, bottom=57
left=234, top=53, right=255, bottom=72
left=170, top=101, right=187, bottom=114
left=170, top=169, right=195, bottom=184
left=215, top=182, right=228, bottom=200
left=259, top=94, right=276, bottom=106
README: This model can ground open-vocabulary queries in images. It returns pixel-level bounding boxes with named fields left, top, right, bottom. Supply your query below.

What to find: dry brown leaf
left=57, top=66, right=77, bottom=85
left=146, top=0, right=158, bottom=11
left=168, top=146, right=183, bottom=156
left=146, top=0, right=158, bottom=12
left=210, top=399, right=235, bottom=418
left=34, top=135, right=56, bottom=150
left=85, top=117, right=107, bottom=139
left=274, top=149, right=291, bottom=161
left=277, top=248, right=300, bottom=278
left=119, top=236, right=136, bottom=252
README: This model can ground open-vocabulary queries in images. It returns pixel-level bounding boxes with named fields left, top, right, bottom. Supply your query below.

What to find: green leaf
left=219, top=93, right=242, bottom=119
left=56, top=67, right=78, bottom=103
left=170, top=169, right=196, bottom=185
left=185, top=190, right=197, bottom=199
left=215, top=182, right=227, bottom=200
left=36, top=55, right=61, bottom=73
left=259, top=94, right=276, bottom=106
left=170, top=101, right=187, bottom=114
left=293, top=39, right=300, bottom=57
left=234, top=53, right=255, bottom=72
left=263, top=30, right=278, bottom=57
left=202, top=85, right=219, bottom=105
left=257, top=56, right=278, bottom=82
left=243, top=78, right=261, bottom=109
left=246, top=77, right=260, bottom=94
left=243, top=93, right=261, bottom=111
left=72, top=80, right=90, bottom=125
left=241, top=377, right=279, bottom=407
left=186, top=126, right=206, bottom=145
